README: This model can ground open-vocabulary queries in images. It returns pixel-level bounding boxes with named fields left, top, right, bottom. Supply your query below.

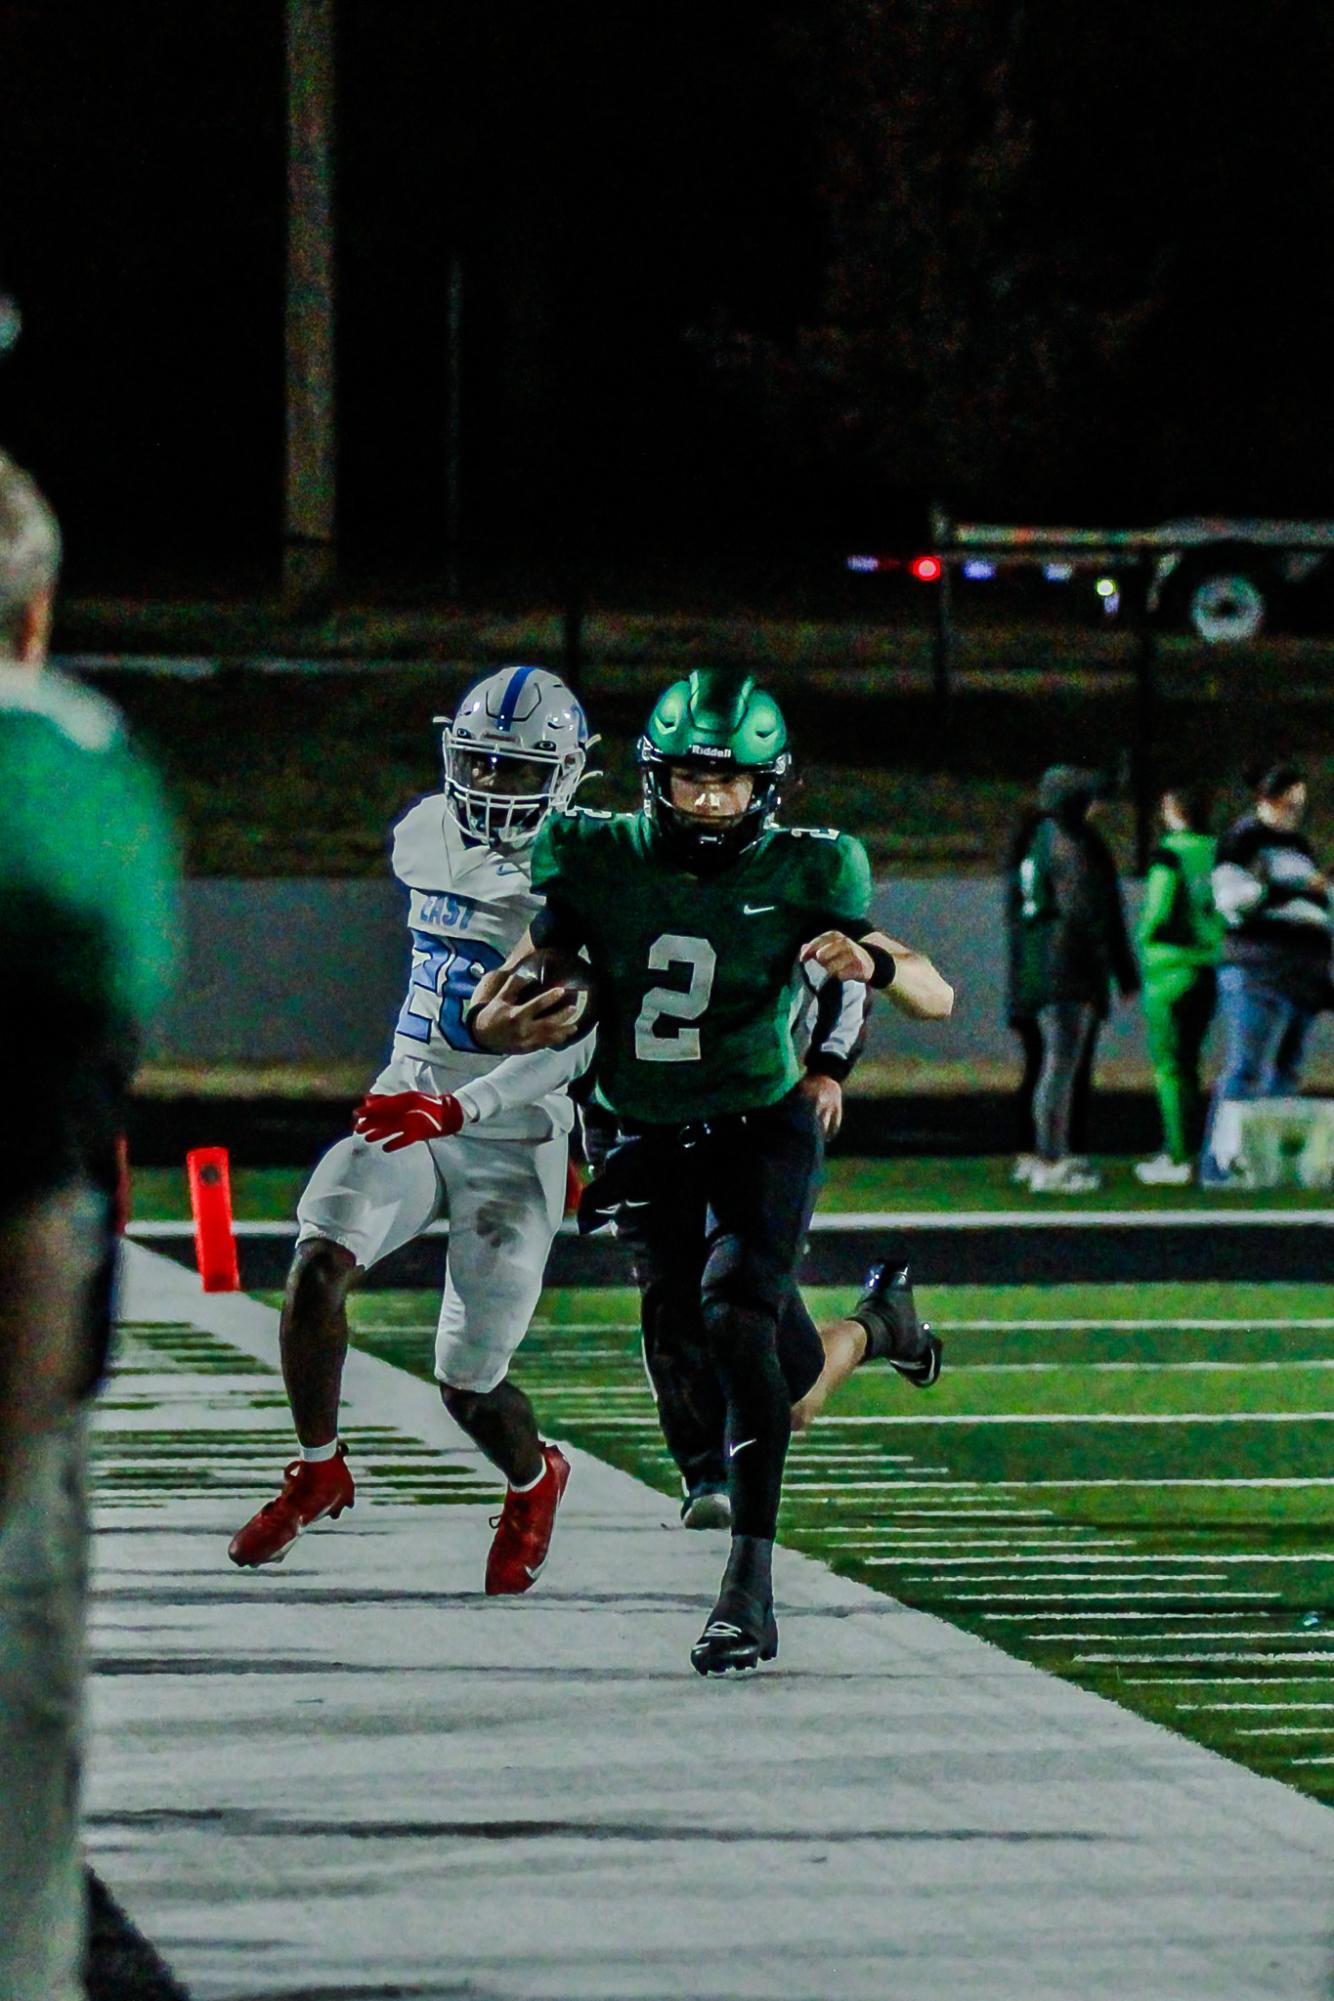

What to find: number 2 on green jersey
left=633, top=933, right=717, bottom=1062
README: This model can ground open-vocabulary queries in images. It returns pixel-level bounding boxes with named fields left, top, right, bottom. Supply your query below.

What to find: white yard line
left=890, top=1568, right=1234, bottom=1582
left=1027, top=1632, right=1334, bottom=1645
left=125, top=1210, right=1334, bottom=1239
left=1235, top=1727, right=1334, bottom=1737
left=977, top=1477, right=1334, bottom=1489
left=784, top=1473, right=955, bottom=1487
left=1017, top=1611, right=1292, bottom=1622
left=892, top=1553, right=1334, bottom=1567
left=829, top=1542, right=1130, bottom=1556
left=934, top=1319, right=1334, bottom=1331
left=938, top=1360, right=1334, bottom=1373
left=973, top=1594, right=1275, bottom=1607
left=1123, top=1676, right=1334, bottom=1687
left=805, top=1411, right=1334, bottom=1425
left=1078, top=1652, right=1334, bottom=1666
left=1176, top=1703, right=1334, bottom=1712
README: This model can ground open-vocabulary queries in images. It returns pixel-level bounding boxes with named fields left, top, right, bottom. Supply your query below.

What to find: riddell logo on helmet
left=687, top=743, right=731, bottom=760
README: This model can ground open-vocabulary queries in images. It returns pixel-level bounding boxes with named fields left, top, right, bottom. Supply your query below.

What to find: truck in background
left=849, top=514, right=1334, bottom=643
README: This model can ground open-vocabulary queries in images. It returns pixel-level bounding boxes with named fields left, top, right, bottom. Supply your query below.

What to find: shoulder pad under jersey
left=391, top=795, right=531, bottom=897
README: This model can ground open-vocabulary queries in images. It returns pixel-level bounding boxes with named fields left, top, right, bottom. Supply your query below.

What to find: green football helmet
left=637, top=668, right=792, bottom=864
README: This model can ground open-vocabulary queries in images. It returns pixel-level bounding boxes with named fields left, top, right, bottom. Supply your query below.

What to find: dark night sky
left=1, top=2, right=1332, bottom=597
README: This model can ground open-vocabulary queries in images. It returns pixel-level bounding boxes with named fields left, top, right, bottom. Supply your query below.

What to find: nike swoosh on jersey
left=742, top=903, right=777, bottom=915
left=728, top=1437, right=757, bottom=1457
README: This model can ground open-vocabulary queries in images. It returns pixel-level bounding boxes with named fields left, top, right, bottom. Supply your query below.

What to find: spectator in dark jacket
left=1006, top=766, right=1139, bottom=1192
left=1201, top=762, right=1332, bottom=1184
left=1005, top=804, right=1094, bottom=1182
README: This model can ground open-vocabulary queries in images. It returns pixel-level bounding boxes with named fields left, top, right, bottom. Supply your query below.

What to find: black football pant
left=590, top=1090, right=825, bottom=1539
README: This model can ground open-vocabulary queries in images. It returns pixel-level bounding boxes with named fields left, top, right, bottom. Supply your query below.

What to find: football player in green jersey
left=470, top=669, right=953, bottom=1674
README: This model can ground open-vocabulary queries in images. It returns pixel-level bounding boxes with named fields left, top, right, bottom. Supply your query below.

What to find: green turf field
left=334, top=1281, right=1334, bottom=1806
left=131, top=1155, right=1334, bottom=1222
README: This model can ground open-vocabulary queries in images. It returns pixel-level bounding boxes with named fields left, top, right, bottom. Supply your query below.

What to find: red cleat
left=485, top=1444, right=571, bottom=1595
left=228, top=1445, right=355, bottom=1568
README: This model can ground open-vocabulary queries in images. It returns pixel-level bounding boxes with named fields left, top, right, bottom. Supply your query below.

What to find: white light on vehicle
left=846, top=554, right=879, bottom=572
left=963, top=559, right=995, bottom=580
left=1043, top=561, right=1074, bottom=582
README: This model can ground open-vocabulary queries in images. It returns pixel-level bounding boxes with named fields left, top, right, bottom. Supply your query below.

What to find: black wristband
left=862, top=943, right=897, bottom=989
left=805, top=1052, right=852, bottom=1084
left=463, top=999, right=488, bottom=1046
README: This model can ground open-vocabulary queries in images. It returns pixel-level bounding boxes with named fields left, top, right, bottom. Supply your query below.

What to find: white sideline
left=85, top=1244, right=1334, bottom=2001
left=126, top=1207, right=1334, bottom=1239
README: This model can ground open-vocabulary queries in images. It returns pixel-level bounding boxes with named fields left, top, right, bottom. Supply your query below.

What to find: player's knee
left=702, top=1240, right=785, bottom=1329
left=286, top=1237, right=358, bottom=1319
left=640, top=1278, right=706, bottom=1365
left=702, top=1242, right=787, bottom=1374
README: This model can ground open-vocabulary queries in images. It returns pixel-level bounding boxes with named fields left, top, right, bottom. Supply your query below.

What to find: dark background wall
left=147, top=874, right=1334, bottom=1077
left=3, top=4, right=1334, bottom=604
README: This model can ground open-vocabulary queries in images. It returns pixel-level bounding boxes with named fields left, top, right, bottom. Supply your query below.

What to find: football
left=507, top=946, right=599, bottom=1028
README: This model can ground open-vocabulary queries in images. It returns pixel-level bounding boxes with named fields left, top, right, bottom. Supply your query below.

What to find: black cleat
left=891, top=1329, right=943, bottom=1388
left=690, top=1595, right=779, bottom=1676
left=691, top=1533, right=778, bottom=1675
left=851, top=1260, right=943, bottom=1389
left=680, top=1480, right=733, bottom=1530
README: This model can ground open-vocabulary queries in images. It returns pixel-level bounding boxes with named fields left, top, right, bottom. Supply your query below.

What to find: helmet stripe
left=495, top=663, right=537, bottom=733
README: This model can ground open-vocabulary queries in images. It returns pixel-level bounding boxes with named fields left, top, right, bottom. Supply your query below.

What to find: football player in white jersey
left=229, top=667, right=593, bottom=1592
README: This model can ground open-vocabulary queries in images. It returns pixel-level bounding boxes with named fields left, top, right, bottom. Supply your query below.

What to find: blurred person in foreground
left=1134, top=783, right=1223, bottom=1185
left=1006, top=765, right=1139, bottom=1193
left=1201, top=762, right=1333, bottom=1186
left=0, top=452, right=178, bottom=1998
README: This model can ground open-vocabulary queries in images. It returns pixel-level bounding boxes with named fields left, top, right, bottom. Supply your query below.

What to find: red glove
left=352, top=1090, right=466, bottom=1152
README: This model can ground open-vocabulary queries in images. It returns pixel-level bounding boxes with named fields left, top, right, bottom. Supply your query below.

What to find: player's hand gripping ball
left=506, top=947, right=599, bottom=1031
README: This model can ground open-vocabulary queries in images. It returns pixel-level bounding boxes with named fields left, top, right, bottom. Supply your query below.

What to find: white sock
left=509, top=1459, right=547, bottom=1494
left=300, top=1438, right=339, bottom=1463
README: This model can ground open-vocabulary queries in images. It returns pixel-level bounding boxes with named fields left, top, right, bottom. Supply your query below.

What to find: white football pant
left=297, top=1127, right=568, bottom=1393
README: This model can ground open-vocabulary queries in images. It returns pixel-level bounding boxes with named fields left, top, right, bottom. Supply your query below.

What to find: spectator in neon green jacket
left=1134, top=783, right=1223, bottom=1184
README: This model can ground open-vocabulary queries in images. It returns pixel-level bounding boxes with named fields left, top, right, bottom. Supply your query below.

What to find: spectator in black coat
left=1005, top=766, right=1139, bottom=1192
left=1005, top=803, right=1093, bottom=1182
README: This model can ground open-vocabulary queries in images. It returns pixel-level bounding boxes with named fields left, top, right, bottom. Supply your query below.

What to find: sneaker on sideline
left=1135, top=1154, right=1194, bottom=1186
left=1029, top=1158, right=1102, bottom=1194
left=1011, top=1153, right=1041, bottom=1185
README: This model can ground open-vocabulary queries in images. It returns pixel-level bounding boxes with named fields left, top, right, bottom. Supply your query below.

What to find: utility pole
left=284, top=0, right=336, bottom=609
left=1131, top=550, right=1159, bottom=873
left=445, top=255, right=463, bottom=598
left=929, top=500, right=955, bottom=706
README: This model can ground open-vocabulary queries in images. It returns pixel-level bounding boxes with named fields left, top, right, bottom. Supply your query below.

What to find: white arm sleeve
left=452, top=1035, right=594, bottom=1126
left=1212, top=860, right=1266, bottom=925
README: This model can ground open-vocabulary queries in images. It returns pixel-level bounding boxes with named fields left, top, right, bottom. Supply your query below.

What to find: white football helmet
left=437, top=665, right=592, bottom=849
